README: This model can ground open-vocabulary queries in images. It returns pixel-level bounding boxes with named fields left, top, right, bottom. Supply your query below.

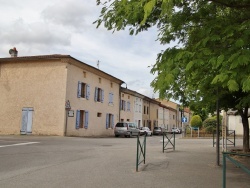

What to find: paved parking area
left=0, top=135, right=249, bottom=188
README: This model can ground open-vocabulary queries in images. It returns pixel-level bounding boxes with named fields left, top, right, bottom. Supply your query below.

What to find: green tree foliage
left=190, top=115, right=202, bottom=128
left=95, top=0, right=250, bottom=152
left=203, top=116, right=222, bottom=133
left=192, top=107, right=210, bottom=121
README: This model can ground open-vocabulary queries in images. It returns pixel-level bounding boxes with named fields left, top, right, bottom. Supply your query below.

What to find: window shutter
left=127, top=102, right=130, bottom=111
left=120, top=100, right=122, bottom=110
left=109, top=93, right=112, bottom=104
left=94, top=87, right=98, bottom=101
left=111, top=93, right=114, bottom=104
left=86, top=84, right=90, bottom=100
left=101, top=89, right=104, bottom=103
left=84, top=111, right=89, bottom=129
left=76, top=110, right=80, bottom=129
left=77, top=81, right=82, bottom=98
left=124, top=101, right=126, bottom=111
left=111, top=114, right=114, bottom=129
left=106, top=113, right=109, bottom=129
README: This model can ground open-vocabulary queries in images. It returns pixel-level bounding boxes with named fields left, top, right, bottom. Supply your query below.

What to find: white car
left=139, top=127, right=152, bottom=136
left=171, top=127, right=181, bottom=134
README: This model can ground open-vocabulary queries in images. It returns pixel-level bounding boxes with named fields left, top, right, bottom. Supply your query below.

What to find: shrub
left=190, top=115, right=202, bottom=128
left=203, top=116, right=222, bottom=128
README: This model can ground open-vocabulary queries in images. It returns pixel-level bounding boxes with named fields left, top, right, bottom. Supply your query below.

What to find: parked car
left=114, top=122, right=139, bottom=137
left=171, top=127, right=181, bottom=134
left=139, top=127, right=152, bottom=136
left=153, top=127, right=162, bottom=135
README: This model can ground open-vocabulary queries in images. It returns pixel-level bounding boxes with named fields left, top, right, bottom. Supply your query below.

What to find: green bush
left=190, top=115, right=202, bottom=128
left=203, top=116, right=222, bottom=128
left=205, top=126, right=215, bottom=133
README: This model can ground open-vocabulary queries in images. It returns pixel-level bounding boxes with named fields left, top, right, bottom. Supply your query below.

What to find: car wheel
left=129, top=132, right=132, bottom=138
left=115, top=135, right=119, bottom=137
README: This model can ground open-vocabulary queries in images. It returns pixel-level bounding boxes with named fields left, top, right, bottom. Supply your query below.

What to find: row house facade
left=120, top=88, right=160, bottom=131
left=0, top=55, right=124, bottom=137
left=0, top=53, right=192, bottom=137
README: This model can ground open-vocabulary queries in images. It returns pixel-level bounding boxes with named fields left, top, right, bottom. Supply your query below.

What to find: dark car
left=153, top=127, right=162, bottom=135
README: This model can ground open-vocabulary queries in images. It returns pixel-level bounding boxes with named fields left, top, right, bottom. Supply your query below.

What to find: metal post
left=173, top=132, right=175, bottom=151
left=216, top=89, right=220, bottom=166
left=213, top=130, right=215, bottom=147
left=163, top=132, right=165, bottom=153
left=144, top=134, right=146, bottom=164
left=223, top=153, right=226, bottom=188
left=136, top=135, right=139, bottom=172
left=234, top=130, right=235, bottom=147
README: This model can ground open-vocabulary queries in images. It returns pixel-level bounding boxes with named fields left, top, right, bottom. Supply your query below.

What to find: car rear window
left=115, top=123, right=126, bottom=127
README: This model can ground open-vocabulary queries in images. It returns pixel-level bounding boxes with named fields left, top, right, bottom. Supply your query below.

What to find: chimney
left=9, top=47, right=18, bottom=57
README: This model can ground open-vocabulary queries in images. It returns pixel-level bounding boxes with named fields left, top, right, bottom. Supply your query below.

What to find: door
left=21, top=108, right=33, bottom=135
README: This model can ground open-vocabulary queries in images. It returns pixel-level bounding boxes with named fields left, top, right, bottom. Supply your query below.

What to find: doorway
left=21, top=108, right=33, bottom=135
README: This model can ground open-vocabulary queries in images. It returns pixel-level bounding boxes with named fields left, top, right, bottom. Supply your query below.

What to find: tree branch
left=208, top=0, right=250, bottom=9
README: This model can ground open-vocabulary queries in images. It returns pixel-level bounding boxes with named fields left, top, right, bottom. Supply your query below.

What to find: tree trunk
left=239, top=107, right=250, bottom=153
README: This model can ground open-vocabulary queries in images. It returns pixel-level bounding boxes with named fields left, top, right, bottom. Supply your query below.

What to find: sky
left=0, top=0, right=173, bottom=98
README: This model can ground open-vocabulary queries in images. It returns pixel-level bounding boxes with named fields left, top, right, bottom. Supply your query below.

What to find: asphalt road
left=0, top=135, right=249, bottom=188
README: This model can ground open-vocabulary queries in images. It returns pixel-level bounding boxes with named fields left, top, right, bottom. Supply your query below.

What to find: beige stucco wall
left=169, top=109, right=177, bottom=129
left=65, top=61, right=120, bottom=137
left=120, top=92, right=134, bottom=123
left=142, top=100, right=150, bottom=127
left=149, top=102, right=159, bottom=130
left=0, top=60, right=67, bottom=135
left=134, top=96, right=142, bottom=127
left=228, top=115, right=250, bottom=136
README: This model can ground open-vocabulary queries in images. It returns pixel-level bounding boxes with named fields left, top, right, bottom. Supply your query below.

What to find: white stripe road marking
left=0, top=142, right=39, bottom=148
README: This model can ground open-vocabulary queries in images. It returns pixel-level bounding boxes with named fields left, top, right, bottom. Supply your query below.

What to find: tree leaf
left=227, top=79, right=239, bottom=91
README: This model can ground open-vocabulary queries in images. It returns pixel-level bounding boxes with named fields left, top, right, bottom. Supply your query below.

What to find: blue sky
left=0, top=0, right=173, bottom=98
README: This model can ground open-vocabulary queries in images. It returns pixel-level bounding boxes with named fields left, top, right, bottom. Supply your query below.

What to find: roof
left=0, top=54, right=125, bottom=84
left=121, top=87, right=160, bottom=105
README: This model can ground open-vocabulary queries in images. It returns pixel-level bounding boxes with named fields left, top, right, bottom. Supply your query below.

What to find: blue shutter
left=86, top=84, right=90, bottom=100
left=76, top=110, right=80, bottom=129
left=127, top=102, right=130, bottom=111
left=101, top=89, right=104, bottom=103
left=94, top=87, right=98, bottom=101
left=84, top=111, right=89, bottom=129
left=109, top=93, right=112, bottom=104
left=124, top=101, right=126, bottom=111
left=106, top=114, right=109, bottom=129
left=111, top=114, right=114, bottom=129
left=111, top=93, right=114, bottom=104
left=77, top=81, right=82, bottom=98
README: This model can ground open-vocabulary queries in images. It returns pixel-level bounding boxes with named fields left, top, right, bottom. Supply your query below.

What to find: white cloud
left=0, top=0, right=165, bottom=98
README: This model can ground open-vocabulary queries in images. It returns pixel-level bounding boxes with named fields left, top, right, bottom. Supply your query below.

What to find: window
left=94, top=87, right=104, bottom=102
left=83, top=71, right=86, bottom=78
left=106, top=113, right=114, bottom=129
left=76, top=110, right=89, bottom=129
left=173, top=115, right=175, bottom=119
left=128, top=95, right=130, bottom=99
left=99, top=78, right=101, bottom=83
left=77, top=81, right=90, bottom=99
left=147, top=107, right=149, bottom=114
left=122, top=93, right=124, bottom=97
left=127, top=119, right=130, bottom=122
left=110, top=82, right=113, bottom=88
left=127, top=101, right=130, bottom=111
left=144, top=106, right=146, bottom=114
left=97, top=113, right=102, bottom=117
left=109, top=92, right=114, bottom=104
left=120, top=100, right=126, bottom=111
